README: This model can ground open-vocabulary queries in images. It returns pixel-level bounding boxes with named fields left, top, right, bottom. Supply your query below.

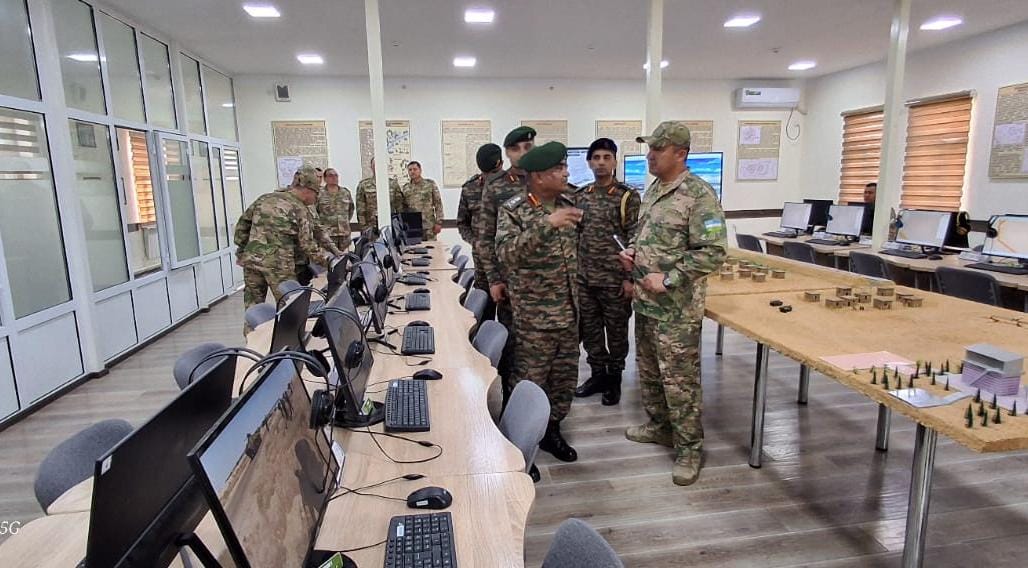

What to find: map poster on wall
left=596, top=120, right=643, bottom=156
left=271, top=120, right=329, bottom=187
left=736, top=120, right=781, bottom=181
left=988, top=82, right=1028, bottom=178
left=358, top=119, right=412, bottom=184
left=441, top=120, right=492, bottom=187
left=677, top=120, right=714, bottom=153
left=521, top=120, right=568, bottom=145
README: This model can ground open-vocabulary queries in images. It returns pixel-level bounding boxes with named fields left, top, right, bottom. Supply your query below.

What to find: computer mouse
left=408, top=320, right=430, bottom=327
left=414, top=288, right=431, bottom=294
left=407, top=486, right=452, bottom=510
left=928, top=254, right=943, bottom=260
left=413, top=368, right=443, bottom=381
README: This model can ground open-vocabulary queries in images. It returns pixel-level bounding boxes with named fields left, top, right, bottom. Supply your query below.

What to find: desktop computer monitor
left=371, top=241, right=398, bottom=290
left=323, top=305, right=375, bottom=426
left=983, top=214, right=1028, bottom=261
left=354, top=259, right=388, bottom=335
left=190, top=358, right=339, bottom=568
left=895, top=209, right=953, bottom=249
left=780, top=202, right=813, bottom=232
left=324, top=256, right=351, bottom=301
left=686, top=152, right=724, bottom=202
left=622, top=154, right=647, bottom=191
left=269, top=289, right=312, bottom=354
left=390, top=215, right=409, bottom=247
left=566, top=146, right=594, bottom=187
left=85, top=355, right=237, bottom=567
left=804, top=199, right=833, bottom=229
left=825, top=204, right=865, bottom=238
left=398, top=211, right=424, bottom=243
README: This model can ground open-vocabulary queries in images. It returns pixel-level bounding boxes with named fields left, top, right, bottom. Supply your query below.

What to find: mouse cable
left=368, top=344, right=433, bottom=367
left=338, top=539, right=388, bottom=554
left=343, top=426, right=444, bottom=464
left=327, top=472, right=425, bottom=504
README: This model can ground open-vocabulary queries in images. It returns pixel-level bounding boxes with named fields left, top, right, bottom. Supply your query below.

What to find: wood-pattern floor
left=3, top=291, right=1028, bottom=566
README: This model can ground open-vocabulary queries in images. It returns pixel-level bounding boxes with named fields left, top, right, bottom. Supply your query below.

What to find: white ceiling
left=96, top=0, right=1028, bottom=80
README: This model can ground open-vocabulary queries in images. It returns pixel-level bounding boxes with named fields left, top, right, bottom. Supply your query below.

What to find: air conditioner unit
left=735, top=87, right=801, bottom=109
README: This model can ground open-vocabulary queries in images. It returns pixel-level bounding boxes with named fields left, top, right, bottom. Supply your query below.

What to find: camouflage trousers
left=512, top=324, right=579, bottom=422
left=578, top=283, right=632, bottom=373
left=242, top=266, right=290, bottom=332
left=496, top=300, right=515, bottom=391
left=635, top=313, right=703, bottom=453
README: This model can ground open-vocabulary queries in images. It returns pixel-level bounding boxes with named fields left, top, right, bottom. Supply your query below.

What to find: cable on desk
left=338, top=539, right=388, bottom=553
left=344, top=427, right=444, bottom=464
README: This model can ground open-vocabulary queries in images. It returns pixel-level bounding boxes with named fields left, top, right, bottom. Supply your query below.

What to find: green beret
left=503, top=126, right=536, bottom=148
left=476, top=143, right=502, bottom=172
left=520, top=141, right=567, bottom=173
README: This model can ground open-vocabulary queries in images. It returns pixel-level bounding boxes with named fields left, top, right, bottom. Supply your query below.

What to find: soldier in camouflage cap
left=619, top=121, right=727, bottom=486
left=496, top=141, right=584, bottom=464
left=458, top=143, right=503, bottom=293
left=315, top=167, right=355, bottom=252
left=235, top=165, right=339, bottom=331
left=355, top=157, right=403, bottom=233
left=398, top=161, right=444, bottom=241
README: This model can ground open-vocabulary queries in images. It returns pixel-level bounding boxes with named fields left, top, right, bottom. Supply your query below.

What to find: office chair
left=278, top=279, right=323, bottom=315
left=463, top=288, right=489, bottom=326
left=34, top=419, right=134, bottom=512
left=735, top=233, right=764, bottom=253
left=498, top=380, right=549, bottom=476
left=472, top=320, right=508, bottom=368
left=935, top=267, right=1002, bottom=306
left=172, top=342, right=228, bottom=390
left=449, top=245, right=463, bottom=264
left=849, top=251, right=892, bottom=280
left=457, top=269, right=475, bottom=295
left=244, top=303, right=277, bottom=331
left=542, top=518, right=624, bottom=568
left=783, top=241, right=817, bottom=264
left=453, top=254, right=470, bottom=276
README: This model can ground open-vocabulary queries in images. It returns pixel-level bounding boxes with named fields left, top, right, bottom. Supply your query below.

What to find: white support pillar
left=872, top=0, right=911, bottom=248
left=644, top=0, right=664, bottom=133
left=365, top=0, right=391, bottom=230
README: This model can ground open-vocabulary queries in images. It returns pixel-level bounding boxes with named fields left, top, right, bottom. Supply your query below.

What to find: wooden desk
left=757, top=234, right=870, bottom=268
left=833, top=248, right=1028, bottom=291
left=0, top=512, right=89, bottom=568
left=398, top=245, right=457, bottom=272
left=46, top=478, right=93, bottom=515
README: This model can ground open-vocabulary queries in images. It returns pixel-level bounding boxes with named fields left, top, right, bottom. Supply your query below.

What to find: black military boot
left=539, top=420, right=578, bottom=462
left=601, top=369, right=622, bottom=406
left=574, top=366, right=608, bottom=398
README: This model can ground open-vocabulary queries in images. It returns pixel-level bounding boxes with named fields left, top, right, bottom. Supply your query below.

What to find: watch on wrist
left=662, top=273, right=673, bottom=289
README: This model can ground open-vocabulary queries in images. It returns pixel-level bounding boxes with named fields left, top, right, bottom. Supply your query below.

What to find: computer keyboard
left=407, top=247, right=429, bottom=255
left=384, top=379, right=430, bottom=432
left=397, top=274, right=428, bottom=286
left=880, top=249, right=928, bottom=260
left=762, top=231, right=800, bottom=238
left=409, top=258, right=431, bottom=267
left=402, top=326, right=436, bottom=355
left=384, top=512, right=456, bottom=568
left=965, top=262, right=1028, bottom=275
left=406, top=293, right=431, bottom=311
left=807, top=238, right=849, bottom=246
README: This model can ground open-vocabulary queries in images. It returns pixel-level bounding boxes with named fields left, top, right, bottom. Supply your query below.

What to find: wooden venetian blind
left=900, top=95, right=971, bottom=211
left=128, top=131, right=156, bottom=224
left=838, top=108, right=884, bottom=204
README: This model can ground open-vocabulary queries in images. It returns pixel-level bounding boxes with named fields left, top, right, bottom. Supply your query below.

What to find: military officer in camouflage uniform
left=355, top=157, right=402, bottom=233
left=496, top=141, right=583, bottom=463
left=619, top=122, right=727, bottom=486
left=235, top=166, right=337, bottom=326
left=475, top=126, right=536, bottom=400
left=315, top=167, right=355, bottom=252
left=572, top=138, right=640, bottom=406
left=398, top=161, right=444, bottom=241
left=457, top=143, right=503, bottom=292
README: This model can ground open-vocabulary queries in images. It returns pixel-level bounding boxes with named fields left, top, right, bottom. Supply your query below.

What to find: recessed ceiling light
left=221, top=103, right=235, bottom=108
left=243, top=4, right=280, bottom=18
left=724, top=14, right=761, bottom=28
left=67, top=53, right=102, bottom=62
left=297, top=53, right=324, bottom=65
left=464, top=8, right=494, bottom=24
left=453, top=56, right=477, bottom=68
left=788, top=60, right=817, bottom=71
left=920, top=16, right=962, bottom=31
left=642, top=60, right=670, bottom=70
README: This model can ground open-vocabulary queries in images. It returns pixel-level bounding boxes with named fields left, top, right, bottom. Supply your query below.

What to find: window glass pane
left=162, top=138, right=199, bottom=261
left=116, top=128, right=162, bottom=276
left=223, top=148, right=244, bottom=246
left=0, top=108, right=71, bottom=318
left=190, top=141, right=217, bottom=254
left=211, top=147, right=228, bottom=250
left=202, top=66, right=236, bottom=141
left=0, top=0, right=41, bottom=100
left=181, top=54, right=205, bottom=135
left=52, top=0, right=105, bottom=115
left=98, top=13, right=143, bottom=123
left=69, top=120, right=128, bottom=291
left=139, top=34, right=176, bottom=129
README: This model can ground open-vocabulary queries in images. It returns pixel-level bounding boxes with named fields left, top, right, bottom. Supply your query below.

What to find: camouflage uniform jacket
left=574, top=180, right=641, bottom=287
left=399, top=178, right=444, bottom=229
left=315, top=186, right=355, bottom=237
left=456, top=173, right=486, bottom=244
left=300, top=206, right=343, bottom=263
left=475, top=169, right=527, bottom=287
left=355, top=176, right=402, bottom=231
left=234, top=191, right=325, bottom=273
left=496, top=192, right=579, bottom=331
left=631, top=170, right=727, bottom=322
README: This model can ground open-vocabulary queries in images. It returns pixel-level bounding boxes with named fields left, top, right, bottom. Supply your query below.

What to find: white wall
left=234, top=75, right=804, bottom=217
left=802, top=20, right=1028, bottom=218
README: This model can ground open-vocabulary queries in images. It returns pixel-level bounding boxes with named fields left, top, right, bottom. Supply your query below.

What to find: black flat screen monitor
left=85, top=355, right=236, bottom=567
left=780, top=202, right=813, bottom=231
left=390, top=214, right=409, bottom=247
left=190, top=359, right=338, bottom=568
left=356, top=259, right=388, bottom=335
left=371, top=241, right=398, bottom=290
left=270, top=289, right=311, bottom=354
left=825, top=204, right=865, bottom=238
left=398, top=211, right=424, bottom=242
left=804, top=199, right=833, bottom=229
left=323, top=305, right=374, bottom=424
left=325, top=256, right=350, bottom=300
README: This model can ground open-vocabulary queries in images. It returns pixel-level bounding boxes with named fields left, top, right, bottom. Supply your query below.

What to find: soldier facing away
left=355, top=157, right=402, bottom=233
left=398, top=161, right=444, bottom=241
left=457, top=143, right=504, bottom=292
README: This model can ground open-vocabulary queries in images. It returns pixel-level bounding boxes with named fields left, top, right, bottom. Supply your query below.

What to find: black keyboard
left=965, top=262, right=1028, bottom=275
left=397, top=274, right=428, bottom=286
left=384, top=379, right=430, bottom=432
left=807, top=238, right=849, bottom=246
left=407, top=247, right=429, bottom=255
left=763, top=231, right=800, bottom=238
left=402, top=326, right=436, bottom=355
left=880, top=249, right=928, bottom=259
left=409, top=258, right=431, bottom=267
left=384, top=512, right=456, bottom=568
left=406, top=293, right=431, bottom=311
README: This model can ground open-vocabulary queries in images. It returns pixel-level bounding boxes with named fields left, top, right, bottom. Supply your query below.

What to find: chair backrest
left=457, top=268, right=475, bottom=293
left=278, top=279, right=302, bottom=296
left=783, top=241, right=817, bottom=264
left=463, top=288, right=489, bottom=325
left=34, top=419, right=134, bottom=511
left=449, top=245, right=463, bottom=263
left=472, top=320, right=508, bottom=368
left=172, top=342, right=228, bottom=390
left=849, top=251, right=891, bottom=279
left=935, top=266, right=1002, bottom=306
left=497, top=380, right=548, bottom=473
left=454, top=254, right=470, bottom=274
left=244, top=303, right=277, bottom=330
left=735, top=233, right=764, bottom=253
left=542, top=518, right=624, bottom=568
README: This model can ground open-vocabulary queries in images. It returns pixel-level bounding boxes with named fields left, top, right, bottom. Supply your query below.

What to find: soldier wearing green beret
left=496, top=141, right=584, bottom=465
left=458, top=143, right=503, bottom=293
left=619, top=122, right=727, bottom=486
left=398, top=161, right=444, bottom=240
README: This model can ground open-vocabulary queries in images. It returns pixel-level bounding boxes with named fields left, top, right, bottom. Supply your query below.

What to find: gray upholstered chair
left=472, top=320, right=508, bottom=368
left=244, top=303, right=277, bottom=331
left=457, top=269, right=475, bottom=294
left=849, top=251, right=892, bottom=280
left=735, top=233, right=764, bottom=253
left=449, top=245, right=463, bottom=264
left=783, top=241, right=817, bottom=264
left=463, top=288, right=489, bottom=325
left=497, top=380, right=548, bottom=475
left=542, top=518, right=624, bottom=568
left=172, top=342, right=228, bottom=390
left=935, top=267, right=1002, bottom=306
left=34, top=419, right=134, bottom=512
left=453, top=255, right=470, bottom=276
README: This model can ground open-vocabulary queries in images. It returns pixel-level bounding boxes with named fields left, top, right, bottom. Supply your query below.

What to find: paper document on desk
left=822, top=351, right=915, bottom=373
left=890, top=388, right=971, bottom=408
